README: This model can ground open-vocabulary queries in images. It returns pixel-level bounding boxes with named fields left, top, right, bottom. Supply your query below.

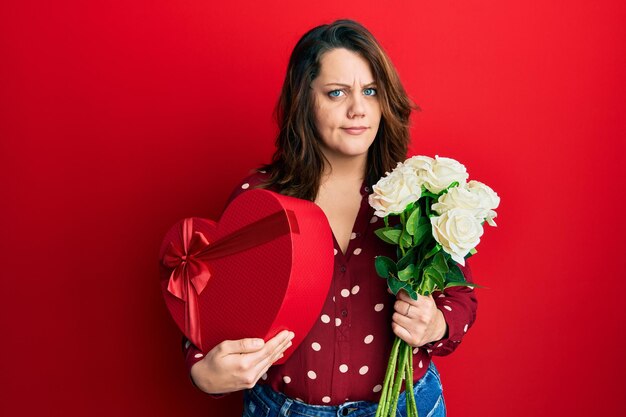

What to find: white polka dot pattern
left=370, top=216, right=378, bottom=223
left=335, top=318, right=341, bottom=326
left=351, top=285, right=360, bottom=295
left=364, top=335, right=374, bottom=344
left=418, top=360, right=423, bottom=369
left=261, top=373, right=268, bottom=380
left=353, top=248, right=362, bottom=255
left=359, top=366, right=369, bottom=375
left=308, top=370, right=317, bottom=380
left=334, top=248, right=338, bottom=255
left=283, top=376, right=291, bottom=384
left=241, top=183, right=250, bottom=189
left=322, top=396, right=331, bottom=403
left=350, top=232, right=357, bottom=239
left=311, top=342, right=321, bottom=351
left=464, top=323, right=469, bottom=332
left=321, top=314, right=330, bottom=323
left=373, top=385, right=382, bottom=392
left=194, top=353, right=203, bottom=358
left=413, top=347, right=419, bottom=355
left=341, top=289, right=350, bottom=297
left=374, top=303, right=384, bottom=312
left=443, top=305, right=452, bottom=311
left=339, top=364, right=348, bottom=373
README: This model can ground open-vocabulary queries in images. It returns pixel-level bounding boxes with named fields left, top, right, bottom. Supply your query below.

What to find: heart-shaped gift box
left=159, top=189, right=334, bottom=364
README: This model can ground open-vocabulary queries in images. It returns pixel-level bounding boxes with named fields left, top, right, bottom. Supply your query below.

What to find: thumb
left=222, top=338, right=265, bottom=354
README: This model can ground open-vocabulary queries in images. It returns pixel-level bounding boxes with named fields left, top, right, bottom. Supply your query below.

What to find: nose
left=347, top=92, right=366, bottom=119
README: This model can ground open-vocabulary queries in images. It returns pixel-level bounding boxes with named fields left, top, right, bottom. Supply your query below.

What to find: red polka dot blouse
left=183, top=170, right=478, bottom=405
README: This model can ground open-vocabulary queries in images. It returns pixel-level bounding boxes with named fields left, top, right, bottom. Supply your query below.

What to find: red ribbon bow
left=161, top=210, right=298, bottom=351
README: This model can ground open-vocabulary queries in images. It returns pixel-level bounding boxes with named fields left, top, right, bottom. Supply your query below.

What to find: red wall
left=2, top=1, right=625, bottom=416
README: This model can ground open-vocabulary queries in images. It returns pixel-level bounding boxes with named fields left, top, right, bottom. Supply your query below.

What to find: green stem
left=405, top=346, right=418, bottom=417
left=376, top=337, right=401, bottom=417
left=398, top=212, right=407, bottom=257
left=389, top=340, right=408, bottom=417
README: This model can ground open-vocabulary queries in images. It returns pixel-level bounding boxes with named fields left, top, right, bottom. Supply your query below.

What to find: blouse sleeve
left=427, top=261, right=478, bottom=356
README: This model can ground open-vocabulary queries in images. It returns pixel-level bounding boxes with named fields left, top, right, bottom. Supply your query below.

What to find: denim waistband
left=248, top=383, right=386, bottom=417
left=243, top=363, right=442, bottom=417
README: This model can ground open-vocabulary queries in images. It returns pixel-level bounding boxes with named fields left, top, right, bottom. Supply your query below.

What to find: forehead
left=315, top=48, right=375, bottom=83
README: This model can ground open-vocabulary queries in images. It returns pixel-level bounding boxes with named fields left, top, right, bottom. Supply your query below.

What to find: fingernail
left=288, top=331, right=295, bottom=340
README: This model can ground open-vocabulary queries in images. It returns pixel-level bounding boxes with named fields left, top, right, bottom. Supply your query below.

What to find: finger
left=246, top=330, right=294, bottom=367
left=251, top=334, right=293, bottom=380
left=391, top=322, right=416, bottom=346
left=396, top=289, right=418, bottom=304
left=220, top=337, right=266, bottom=356
left=394, top=299, right=412, bottom=317
left=392, top=310, right=419, bottom=329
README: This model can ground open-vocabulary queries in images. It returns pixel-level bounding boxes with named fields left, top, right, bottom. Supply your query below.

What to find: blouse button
left=364, top=186, right=371, bottom=192
left=341, top=310, right=348, bottom=317
left=340, top=265, right=347, bottom=273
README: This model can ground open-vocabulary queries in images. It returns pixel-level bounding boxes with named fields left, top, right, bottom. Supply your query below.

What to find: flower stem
left=405, top=346, right=418, bottom=417
left=389, top=340, right=408, bottom=417
left=399, top=212, right=407, bottom=257
left=376, top=337, right=401, bottom=417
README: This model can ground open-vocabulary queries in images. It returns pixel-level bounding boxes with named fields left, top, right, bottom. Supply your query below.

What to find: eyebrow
left=323, top=82, right=377, bottom=88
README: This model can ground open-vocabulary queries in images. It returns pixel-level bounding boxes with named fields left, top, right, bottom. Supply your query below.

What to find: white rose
left=432, top=186, right=481, bottom=215
left=467, top=180, right=500, bottom=226
left=420, top=155, right=469, bottom=194
left=430, top=208, right=484, bottom=266
left=403, top=155, right=434, bottom=173
left=369, top=163, right=422, bottom=217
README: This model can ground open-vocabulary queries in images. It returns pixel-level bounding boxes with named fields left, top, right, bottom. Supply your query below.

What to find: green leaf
left=445, top=281, right=486, bottom=289
left=413, top=223, right=431, bottom=247
left=405, top=206, right=421, bottom=236
left=420, top=273, right=437, bottom=296
left=400, top=232, right=412, bottom=248
left=398, top=264, right=415, bottom=282
left=388, top=276, right=405, bottom=295
left=432, top=252, right=449, bottom=274
left=375, top=256, right=397, bottom=279
left=423, top=266, right=445, bottom=292
left=421, top=188, right=439, bottom=199
left=374, top=227, right=401, bottom=245
left=397, top=247, right=417, bottom=271
left=446, top=181, right=459, bottom=190
left=445, top=263, right=465, bottom=283
left=424, top=244, right=441, bottom=259
left=403, top=284, right=418, bottom=300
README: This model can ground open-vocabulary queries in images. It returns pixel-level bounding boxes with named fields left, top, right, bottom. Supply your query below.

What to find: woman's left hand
left=390, top=289, right=448, bottom=348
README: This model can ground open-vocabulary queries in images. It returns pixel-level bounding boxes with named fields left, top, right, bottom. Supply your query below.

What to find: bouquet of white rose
left=368, top=155, right=500, bottom=417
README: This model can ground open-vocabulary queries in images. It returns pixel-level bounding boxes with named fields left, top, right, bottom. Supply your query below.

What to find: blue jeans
left=242, top=361, right=446, bottom=417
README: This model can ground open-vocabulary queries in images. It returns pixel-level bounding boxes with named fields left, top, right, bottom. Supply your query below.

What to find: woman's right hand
left=190, top=330, right=295, bottom=394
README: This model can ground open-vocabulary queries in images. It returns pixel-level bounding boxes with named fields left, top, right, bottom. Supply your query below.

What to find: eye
left=328, top=89, right=345, bottom=98
left=363, top=88, right=377, bottom=96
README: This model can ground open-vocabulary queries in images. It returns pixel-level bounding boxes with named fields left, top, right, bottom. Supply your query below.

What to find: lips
left=342, top=127, right=368, bottom=135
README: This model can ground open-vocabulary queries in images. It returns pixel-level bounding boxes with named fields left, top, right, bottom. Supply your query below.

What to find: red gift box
left=159, top=189, right=334, bottom=364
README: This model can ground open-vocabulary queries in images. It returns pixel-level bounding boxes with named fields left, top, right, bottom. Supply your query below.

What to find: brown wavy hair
left=258, top=19, right=417, bottom=201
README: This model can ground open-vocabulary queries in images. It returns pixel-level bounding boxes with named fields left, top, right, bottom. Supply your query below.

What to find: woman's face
left=310, top=48, right=382, bottom=163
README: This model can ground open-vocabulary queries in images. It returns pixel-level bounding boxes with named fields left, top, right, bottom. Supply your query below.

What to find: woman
left=184, top=19, right=477, bottom=417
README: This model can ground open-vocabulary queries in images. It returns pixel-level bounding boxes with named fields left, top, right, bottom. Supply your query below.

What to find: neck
left=320, top=152, right=367, bottom=185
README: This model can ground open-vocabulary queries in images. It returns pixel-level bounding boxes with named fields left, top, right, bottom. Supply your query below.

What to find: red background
left=2, top=1, right=625, bottom=416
